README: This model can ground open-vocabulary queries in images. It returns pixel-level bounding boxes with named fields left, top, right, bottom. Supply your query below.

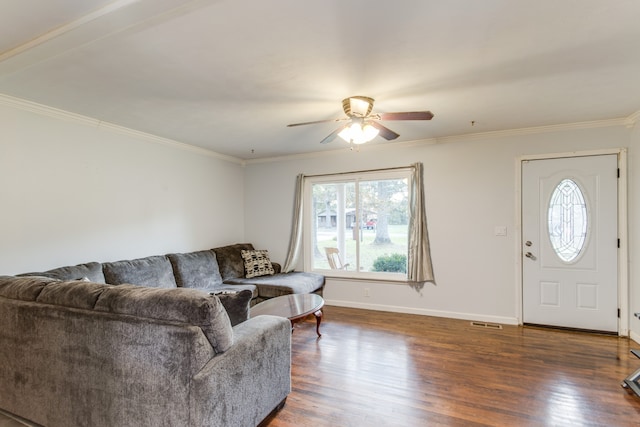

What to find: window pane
left=311, top=182, right=355, bottom=270
left=310, top=176, right=409, bottom=277
left=547, top=178, right=588, bottom=262
left=358, top=179, right=409, bottom=273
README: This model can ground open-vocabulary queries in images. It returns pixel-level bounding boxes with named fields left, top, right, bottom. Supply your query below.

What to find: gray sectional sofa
left=0, top=243, right=325, bottom=427
left=20, top=243, right=325, bottom=309
left=211, top=243, right=325, bottom=304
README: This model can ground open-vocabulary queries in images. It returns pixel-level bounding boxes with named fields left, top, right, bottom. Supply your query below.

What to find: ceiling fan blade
left=320, top=124, right=349, bottom=144
left=370, top=121, right=399, bottom=140
left=377, top=111, right=434, bottom=121
left=287, top=117, right=348, bottom=127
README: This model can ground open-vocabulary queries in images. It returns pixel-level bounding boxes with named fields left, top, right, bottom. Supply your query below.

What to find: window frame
left=303, top=168, right=413, bottom=281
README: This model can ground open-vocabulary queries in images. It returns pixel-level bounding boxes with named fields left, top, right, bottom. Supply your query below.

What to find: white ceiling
left=2, top=0, right=640, bottom=160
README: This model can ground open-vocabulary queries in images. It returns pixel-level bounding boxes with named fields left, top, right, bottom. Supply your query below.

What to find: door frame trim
left=515, top=148, right=628, bottom=336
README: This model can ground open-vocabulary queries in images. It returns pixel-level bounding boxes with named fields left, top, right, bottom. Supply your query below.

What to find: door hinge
left=618, top=238, right=621, bottom=248
left=617, top=168, right=620, bottom=178
left=618, top=308, right=621, bottom=318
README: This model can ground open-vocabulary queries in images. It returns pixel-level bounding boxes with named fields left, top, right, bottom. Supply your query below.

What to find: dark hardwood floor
left=262, top=306, right=640, bottom=427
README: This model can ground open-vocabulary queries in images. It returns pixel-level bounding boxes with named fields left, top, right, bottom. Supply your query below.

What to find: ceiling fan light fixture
left=338, top=120, right=379, bottom=144
left=361, top=122, right=379, bottom=143
left=337, top=123, right=356, bottom=143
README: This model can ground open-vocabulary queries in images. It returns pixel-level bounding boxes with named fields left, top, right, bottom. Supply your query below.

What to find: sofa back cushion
left=0, top=276, right=233, bottom=354
left=167, top=250, right=223, bottom=290
left=94, top=284, right=233, bottom=353
left=0, top=275, right=60, bottom=300
left=18, top=261, right=106, bottom=283
left=37, top=280, right=113, bottom=310
left=102, top=255, right=177, bottom=288
left=212, top=243, right=254, bottom=280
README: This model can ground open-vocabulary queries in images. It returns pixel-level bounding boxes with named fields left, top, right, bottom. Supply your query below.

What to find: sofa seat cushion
left=212, top=243, right=255, bottom=280
left=167, top=250, right=224, bottom=290
left=223, top=272, right=325, bottom=299
left=18, top=261, right=106, bottom=283
left=94, top=284, right=233, bottom=353
left=103, top=255, right=177, bottom=288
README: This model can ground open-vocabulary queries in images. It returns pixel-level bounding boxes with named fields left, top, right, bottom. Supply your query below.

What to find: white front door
left=522, top=155, right=618, bottom=332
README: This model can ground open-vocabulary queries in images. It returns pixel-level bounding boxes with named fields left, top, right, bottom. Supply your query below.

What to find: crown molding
left=0, top=93, right=244, bottom=165
left=244, top=146, right=356, bottom=164
left=2, top=92, right=636, bottom=167
left=433, top=117, right=629, bottom=145
left=625, top=110, right=640, bottom=128
left=246, top=115, right=632, bottom=165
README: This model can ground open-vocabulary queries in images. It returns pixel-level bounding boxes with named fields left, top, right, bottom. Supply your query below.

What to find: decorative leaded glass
left=547, top=179, right=588, bottom=262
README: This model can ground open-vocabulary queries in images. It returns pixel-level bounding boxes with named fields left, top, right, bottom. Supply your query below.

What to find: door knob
left=525, top=241, right=532, bottom=247
left=525, top=252, right=536, bottom=260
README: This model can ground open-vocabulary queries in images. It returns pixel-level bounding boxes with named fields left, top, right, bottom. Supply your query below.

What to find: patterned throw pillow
left=240, top=249, right=275, bottom=278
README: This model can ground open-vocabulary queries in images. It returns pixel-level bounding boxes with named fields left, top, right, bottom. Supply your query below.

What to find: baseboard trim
left=324, top=299, right=519, bottom=326
left=631, top=330, right=640, bottom=345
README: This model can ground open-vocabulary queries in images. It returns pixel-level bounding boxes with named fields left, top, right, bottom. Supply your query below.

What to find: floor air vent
left=470, top=321, right=503, bottom=330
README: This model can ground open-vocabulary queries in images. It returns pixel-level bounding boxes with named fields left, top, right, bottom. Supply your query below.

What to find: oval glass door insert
left=547, top=178, right=588, bottom=262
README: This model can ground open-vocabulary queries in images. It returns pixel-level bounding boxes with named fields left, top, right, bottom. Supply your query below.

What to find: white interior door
left=522, top=155, right=618, bottom=332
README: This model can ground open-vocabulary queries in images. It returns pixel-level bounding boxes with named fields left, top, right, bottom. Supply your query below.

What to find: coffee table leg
left=314, top=309, right=323, bottom=337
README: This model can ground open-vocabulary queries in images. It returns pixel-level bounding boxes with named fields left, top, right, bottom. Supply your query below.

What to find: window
left=304, top=169, right=411, bottom=280
left=547, top=178, right=589, bottom=263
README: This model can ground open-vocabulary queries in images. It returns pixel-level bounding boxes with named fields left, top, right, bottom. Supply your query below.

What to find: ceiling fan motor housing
left=342, top=96, right=374, bottom=117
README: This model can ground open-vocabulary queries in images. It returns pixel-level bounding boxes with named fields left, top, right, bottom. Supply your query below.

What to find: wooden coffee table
left=250, top=293, right=325, bottom=337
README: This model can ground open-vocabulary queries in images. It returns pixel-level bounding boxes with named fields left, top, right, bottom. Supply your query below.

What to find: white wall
left=0, top=99, right=246, bottom=275
left=244, top=124, right=637, bottom=332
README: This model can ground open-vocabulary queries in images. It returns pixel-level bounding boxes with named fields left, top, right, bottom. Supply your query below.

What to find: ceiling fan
left=287, top=96, right=434, bottom=145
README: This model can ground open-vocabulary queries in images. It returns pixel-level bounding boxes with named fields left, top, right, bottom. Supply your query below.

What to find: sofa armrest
left=190, top=315, right=291, bottom=426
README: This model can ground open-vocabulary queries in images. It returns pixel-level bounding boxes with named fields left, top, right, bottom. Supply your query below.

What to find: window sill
left=315, top=271, right=408, bottom=284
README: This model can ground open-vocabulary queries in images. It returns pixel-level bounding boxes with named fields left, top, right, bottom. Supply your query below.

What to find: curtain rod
left=304, top=164, right=416, bottom=178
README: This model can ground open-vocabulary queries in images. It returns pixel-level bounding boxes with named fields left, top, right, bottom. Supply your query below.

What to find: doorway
left=521, top=154, right=620, bottom=333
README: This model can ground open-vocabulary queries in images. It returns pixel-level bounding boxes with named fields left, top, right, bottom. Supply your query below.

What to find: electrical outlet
left=364, top=288, right=370, bottom=297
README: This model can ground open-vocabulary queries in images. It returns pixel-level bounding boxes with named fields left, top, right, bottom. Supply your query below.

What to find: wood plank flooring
left=262, top=306, right=640, bottom=427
